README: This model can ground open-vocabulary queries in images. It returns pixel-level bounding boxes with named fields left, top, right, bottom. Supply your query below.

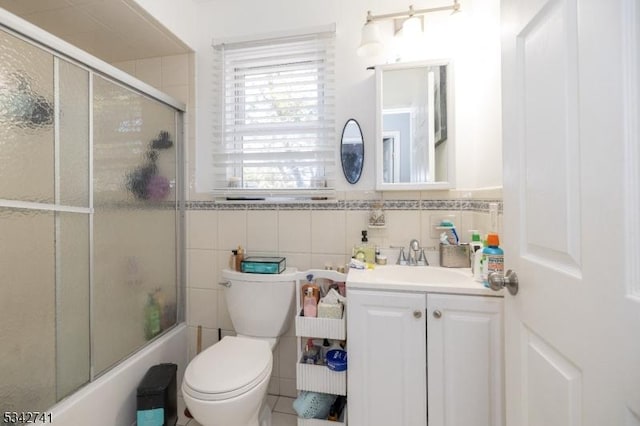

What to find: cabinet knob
left=413, top=310, right=423, bottom=319
left=433, top=310, right=442, bottom=319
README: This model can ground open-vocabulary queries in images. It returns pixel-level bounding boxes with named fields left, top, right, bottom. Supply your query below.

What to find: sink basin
left=346, top=264, right=499, bottom=296
left=358, top=265, right=472, bottom=285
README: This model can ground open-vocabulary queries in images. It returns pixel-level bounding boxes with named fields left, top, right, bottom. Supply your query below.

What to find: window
left=212, top=32, right=336, bottom=198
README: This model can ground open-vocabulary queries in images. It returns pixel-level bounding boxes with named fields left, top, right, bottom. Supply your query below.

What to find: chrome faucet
left=409, top=239, right=429, bottom=266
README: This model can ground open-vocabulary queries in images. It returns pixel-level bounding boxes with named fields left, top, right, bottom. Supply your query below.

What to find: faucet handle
left=417, top=248, right=429, bottom=266
left=396, top=247, right=408, bottom=265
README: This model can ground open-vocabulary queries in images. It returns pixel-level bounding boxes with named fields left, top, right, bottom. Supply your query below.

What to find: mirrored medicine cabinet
left=375, top=60, right=455, bottom=191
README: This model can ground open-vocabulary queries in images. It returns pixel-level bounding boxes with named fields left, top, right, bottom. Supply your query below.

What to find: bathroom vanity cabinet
left=347, top=286, right=503, bottom=426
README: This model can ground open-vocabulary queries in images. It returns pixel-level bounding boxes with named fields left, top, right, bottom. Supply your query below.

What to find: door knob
left=488, top=270, right=519, bottom=295
left=413, top=310, right=422, bottom=319
left=433, top=310, right=442, bottom=319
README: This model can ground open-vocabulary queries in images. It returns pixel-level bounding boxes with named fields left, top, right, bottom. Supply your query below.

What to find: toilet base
left=259, top=400, right=272, bottom=426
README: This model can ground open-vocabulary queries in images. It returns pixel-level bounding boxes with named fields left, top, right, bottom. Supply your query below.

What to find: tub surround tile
left=161, top=54, right=189, bottom=87
left=217, top=210, right=247, bottom=251
left=187, top=249, right=217, bottom=290
left=134, top=57, right=162, bottom=89
left=187, top=210, right=217, bottom=249
left=161, top=84, right=189, bottom=105
left=279, top=252, right=311, bottom=272
left=247, top=210, right=279, bottom=252
left=216, top=288, right=234, bottom=331
left=310, top=253, right=349, bottom=271
left=187, top=325, right=218, bottom=362
left=278, top=210, right=311, bottom=253
left=385, top=210, right=422, bottom=247
left=311, top=210, right=346, bottom=254
left=188, top=288, right=218, bottom=329
left=277, top=336, right=297, bottom=380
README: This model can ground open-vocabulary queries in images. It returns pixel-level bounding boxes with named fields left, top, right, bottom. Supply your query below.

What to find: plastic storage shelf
left=297, top=405, right=347, bottom=426
left=295, top=310, right=346, bottom=340
left=294, top=269, right=348, bottom=425
left=296, top=362, right=346, bottom=395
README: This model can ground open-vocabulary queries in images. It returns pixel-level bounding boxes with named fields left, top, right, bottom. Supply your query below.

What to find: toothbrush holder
left=439, top=243, right=471, bottom=268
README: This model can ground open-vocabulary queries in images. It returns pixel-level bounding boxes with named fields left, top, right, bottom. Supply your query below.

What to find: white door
left=347, top=290, right=426, bottom=426
left=501, top=0, right=640, bottom=424
left=427, top=294, right=504, bottom=426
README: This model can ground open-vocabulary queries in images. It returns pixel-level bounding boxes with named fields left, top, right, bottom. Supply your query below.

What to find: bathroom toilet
left=182, top=268, right=297, bottom=426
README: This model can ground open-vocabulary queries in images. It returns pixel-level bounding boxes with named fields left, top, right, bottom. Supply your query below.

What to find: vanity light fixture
left=357, top=1, right=461, bottom=57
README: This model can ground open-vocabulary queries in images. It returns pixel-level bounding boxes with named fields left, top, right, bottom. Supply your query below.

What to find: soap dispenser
left=303, top=287, right=318, bottom=318
left=353, top=230, right=375, bottom=264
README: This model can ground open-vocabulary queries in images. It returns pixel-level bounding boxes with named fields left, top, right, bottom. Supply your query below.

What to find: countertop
left=346, top=265, right=505, bottom=297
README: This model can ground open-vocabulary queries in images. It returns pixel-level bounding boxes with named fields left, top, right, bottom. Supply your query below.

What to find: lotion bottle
left=303, top=287, right=318, bottom=318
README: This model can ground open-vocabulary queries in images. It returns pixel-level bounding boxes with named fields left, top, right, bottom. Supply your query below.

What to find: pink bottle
left=303, top=287, right=317, bottom=317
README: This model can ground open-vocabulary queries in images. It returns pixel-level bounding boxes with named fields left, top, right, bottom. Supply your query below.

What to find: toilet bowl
left=182, top=268, right=297, bottom=426
left=182, top=336, right=272, bottom=426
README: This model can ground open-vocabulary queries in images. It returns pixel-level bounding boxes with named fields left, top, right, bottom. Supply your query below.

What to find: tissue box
left=318, top=301, right=343, bottom=319
left=241, top=256, right=286, bottom=274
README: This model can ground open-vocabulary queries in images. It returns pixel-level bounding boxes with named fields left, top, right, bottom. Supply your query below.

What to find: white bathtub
left=50, top=324, right=188, bottom=426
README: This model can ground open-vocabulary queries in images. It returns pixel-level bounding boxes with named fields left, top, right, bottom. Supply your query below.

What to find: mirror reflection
left=376, top=61, right=452, bottom=190
left=341, top=118, right=364, bottom=184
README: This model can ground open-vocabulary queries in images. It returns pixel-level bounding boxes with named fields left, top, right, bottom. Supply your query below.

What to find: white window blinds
left=212, top=31, right=336, bottom=198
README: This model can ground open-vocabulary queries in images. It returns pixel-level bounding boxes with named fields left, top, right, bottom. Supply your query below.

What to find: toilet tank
left=221, top=269, right=297, bottom=338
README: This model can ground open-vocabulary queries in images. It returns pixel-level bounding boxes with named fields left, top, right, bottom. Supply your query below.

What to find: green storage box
left=241, top=256, right=286, bottom=274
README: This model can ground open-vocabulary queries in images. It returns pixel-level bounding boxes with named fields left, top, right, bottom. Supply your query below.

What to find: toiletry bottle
left=353, top=230, right=375, bottom=264
left=144, top=292, right=161, bottom=340
left=481, top=233, right=504, bottom=288
left=303, top=287, right=318, bottom=318
left=230, top=249, right=237, bottom=270
left=235, top=245, right=244, bottom=271
left=469, top=231, right=484, bottom=281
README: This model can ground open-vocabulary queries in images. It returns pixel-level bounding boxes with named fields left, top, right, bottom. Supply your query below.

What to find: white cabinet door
left=427, top=294, right=504, bottom=426
left=348, top=289, right=426, bottom=426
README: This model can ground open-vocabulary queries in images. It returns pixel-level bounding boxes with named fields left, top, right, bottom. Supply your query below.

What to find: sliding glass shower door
left=0, top=25, right=182, bottom=413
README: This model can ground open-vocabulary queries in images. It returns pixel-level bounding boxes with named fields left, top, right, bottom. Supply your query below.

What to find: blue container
left=326, top=349, right=347, bottom=372
left=481, top=233, right=504, bottom=288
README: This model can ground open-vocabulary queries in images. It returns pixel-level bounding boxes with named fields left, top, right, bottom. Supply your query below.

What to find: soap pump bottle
left=353, top=230, right=375, bottom=264
left=481, top=233, right=504, bottom=288
left=303, top=287, right=318, bottom=318
left=469, top=231, right=484, bottom=281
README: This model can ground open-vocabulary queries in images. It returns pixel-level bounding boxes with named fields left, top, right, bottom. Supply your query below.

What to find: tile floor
left=177, top=394, right=297, bottom=426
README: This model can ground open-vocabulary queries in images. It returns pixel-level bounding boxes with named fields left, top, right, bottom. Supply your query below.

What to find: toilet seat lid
left=183, top=336, right=272, bottom=401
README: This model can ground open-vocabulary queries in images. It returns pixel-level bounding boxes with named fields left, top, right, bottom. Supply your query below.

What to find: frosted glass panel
left=0, top=29, right=54, bottom=203
left=59, top=60, right=90, bottom=207
left=92, top=76, right=177, bottom=375
left=0, top=208, right=56, bottom=412
left=56, top=213, right=90, bottom=400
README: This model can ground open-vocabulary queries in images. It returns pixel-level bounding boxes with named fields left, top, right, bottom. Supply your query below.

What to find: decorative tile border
left=186, top=199, right=503, bottom=213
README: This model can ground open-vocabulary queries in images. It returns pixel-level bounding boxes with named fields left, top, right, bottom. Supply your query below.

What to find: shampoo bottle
left=144, top=293, right=161, bottom=340
left=481, top=233, right=504, bottom=288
